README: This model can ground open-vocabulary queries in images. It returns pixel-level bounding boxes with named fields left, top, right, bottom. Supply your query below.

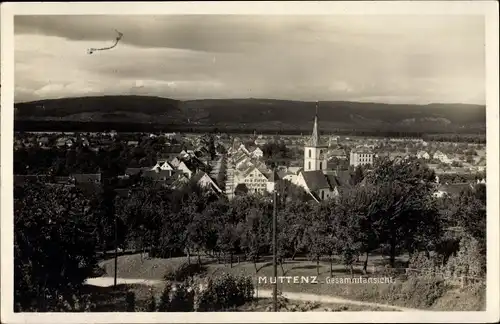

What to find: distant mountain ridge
left=14, top=95, right=486, bottom=132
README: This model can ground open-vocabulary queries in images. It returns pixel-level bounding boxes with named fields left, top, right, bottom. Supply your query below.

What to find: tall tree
left=364, top=158, right=441, bottom=267
left=14, top=181, right=98, bottom=311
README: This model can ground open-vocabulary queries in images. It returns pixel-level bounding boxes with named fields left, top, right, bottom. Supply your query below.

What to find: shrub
left=169, top=283, right=195, bottom=312
left=386, top=277, right=447, bottom=308
left=195, top=274, right=254, bottom=311
left=125, top=291, right=136, bottom=312
left=442, top=235, right=485, bottom=282
left=147, top=289, right=157, bottom=312
left=157, top=281, right=195, bottom=312
left=158, top=282, right=172, bottom=311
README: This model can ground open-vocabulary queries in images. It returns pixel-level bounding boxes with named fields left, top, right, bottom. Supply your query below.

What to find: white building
left=416, top=150, right=430, bottom=160
left=350, top=149, right=374, bottom=167
left=433, top=151, right=452, bottom=164
left=152, top=160, right=175, bottom=172
left=250, top=147, right=264, bottom=159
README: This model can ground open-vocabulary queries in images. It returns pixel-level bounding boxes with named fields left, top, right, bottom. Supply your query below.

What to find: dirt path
left=85, top=277, right=422, bottom=312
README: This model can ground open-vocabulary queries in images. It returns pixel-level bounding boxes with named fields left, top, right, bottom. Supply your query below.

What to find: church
left=293, top=102, right=352, bottom=202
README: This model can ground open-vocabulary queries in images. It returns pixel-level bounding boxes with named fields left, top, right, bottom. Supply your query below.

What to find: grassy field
left=98, top=253, right=485, bottom=311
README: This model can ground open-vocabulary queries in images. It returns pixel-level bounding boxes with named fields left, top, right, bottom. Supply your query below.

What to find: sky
left=14, top=15, right=485, bottom=104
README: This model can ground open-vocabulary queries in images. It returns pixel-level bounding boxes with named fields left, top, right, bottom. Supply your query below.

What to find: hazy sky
left=14, top=15, right=485, bottom=104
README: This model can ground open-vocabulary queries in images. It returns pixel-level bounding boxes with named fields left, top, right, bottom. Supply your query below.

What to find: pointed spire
left=310, top=101, right=320, bottom=146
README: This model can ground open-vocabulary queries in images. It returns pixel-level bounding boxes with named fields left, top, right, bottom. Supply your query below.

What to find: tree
left=303, top=204, right=330, bottom=275
left=14, top=181, right=98, bottom=311
left=454, top=187, right=486, bottom=254
left=364, top=158, right=441, bottom=267
left=352, top=165, right=365, bottom=185
left=240, top=205, right=271, bottom=274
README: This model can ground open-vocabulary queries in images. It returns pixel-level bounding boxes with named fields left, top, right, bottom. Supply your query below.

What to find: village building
left=293, top=102, right=351, bottom=202
left=350, top=148, right=374, bottom=167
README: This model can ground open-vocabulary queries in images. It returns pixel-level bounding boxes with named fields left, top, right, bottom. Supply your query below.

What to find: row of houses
left=229, top=144, right=278, bottom=196
left=123, top=147, right=223, bottom=194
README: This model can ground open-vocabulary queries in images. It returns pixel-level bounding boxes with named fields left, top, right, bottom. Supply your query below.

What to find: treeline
left=14, top=158, right=486, bottom=311
left=15, top=120, right=485, bottom=143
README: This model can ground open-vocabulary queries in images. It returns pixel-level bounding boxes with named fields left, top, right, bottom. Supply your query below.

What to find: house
left=169, top=172, right=190, bottom=190
left=250, top=147, right=264, bottom=159
left=152, top=160, right=175, bottom=172
left=241, top=166, right=270, bottom=195
left=433, top=151, right=452, bottom=164
left=389, top=152, right=410, bottom=162
left=416, top=151, right=430, bottom=160
left=329, top=149, right=347, bottom=160
left=170, top=157, right=182, bottom=168
left=56, top=137, right=74, bottom=148
left=191, top=171, right=223, bottom=194
left=177, top=160, right=196, bottom=179
left=350, top=149, right=374, bottom=167
left=38, top=136, right=50, bottom=147
left=142, top=169, right=173, bottom=181
left=266, top=169, right=280, bottom=193
left=81, top=138, right=90, bottom=147
left=127, top=141, right=139, bottom=147
left=238, top=144, right=250, bottom=156
left=433, top=183, right=474, bottom=198
left=295, top=171, right=333, bottom=202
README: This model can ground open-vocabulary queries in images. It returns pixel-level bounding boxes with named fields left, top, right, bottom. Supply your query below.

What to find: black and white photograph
left=1, top=2, right=499, bottom=323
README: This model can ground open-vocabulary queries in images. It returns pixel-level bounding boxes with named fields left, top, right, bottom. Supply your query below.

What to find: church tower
left=304, top=101, right=328, bottom=172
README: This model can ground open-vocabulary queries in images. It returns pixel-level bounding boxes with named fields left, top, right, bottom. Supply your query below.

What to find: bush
left=442, top=235, right=485, bottom=281
left=163, top=263, right=207, bottom=282
left=125, top=291, right=136, bottom=312
left=158, top=281, right=194, bottom=312
left=158, top=283, right=172, bottom=311
left=147, top=289, right=157, bottom=312
left=169, top=283, right=195, bottom=311
left=194, top=274, right=254, bottom=311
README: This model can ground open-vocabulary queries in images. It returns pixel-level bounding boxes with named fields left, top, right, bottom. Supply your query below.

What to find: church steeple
left=310, top=101, right=320, bottom=147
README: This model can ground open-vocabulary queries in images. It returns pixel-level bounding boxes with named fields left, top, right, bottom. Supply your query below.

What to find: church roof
left=301, top=170, right=331, bottom=191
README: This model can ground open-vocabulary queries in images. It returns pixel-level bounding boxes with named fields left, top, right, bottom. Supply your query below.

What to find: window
left=308, top=161, right=311, bottom=170
left=319, top=162, right=323, bottom=169
left=309, top=149, right=311, bottom=158
left=321, top=191, right=325, bottom=199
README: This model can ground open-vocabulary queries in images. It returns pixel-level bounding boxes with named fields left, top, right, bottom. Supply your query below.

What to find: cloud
left=14, top=15, right=486, bottom=104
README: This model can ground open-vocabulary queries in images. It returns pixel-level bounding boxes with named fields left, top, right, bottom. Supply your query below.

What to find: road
left=85, top=277, right=422, bottom=312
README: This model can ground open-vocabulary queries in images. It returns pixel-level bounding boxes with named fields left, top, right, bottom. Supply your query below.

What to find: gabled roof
left=191, top=171, right=223, bottom=194
left=325, top=170, right=352, bottom=189
left=301, top=170, right=331, bottom=191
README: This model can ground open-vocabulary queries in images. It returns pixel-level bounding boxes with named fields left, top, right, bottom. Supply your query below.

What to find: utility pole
left=114, top=211, right=118, bottom=287
left=272, top=164, right=278, bottom=312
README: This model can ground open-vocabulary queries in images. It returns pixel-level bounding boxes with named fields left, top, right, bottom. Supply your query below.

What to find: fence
left=369, top=265, right=485, bottom=288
